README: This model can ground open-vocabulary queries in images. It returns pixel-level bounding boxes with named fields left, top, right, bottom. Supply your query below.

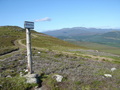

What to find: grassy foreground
left=0, top=48, right=120, bottom=90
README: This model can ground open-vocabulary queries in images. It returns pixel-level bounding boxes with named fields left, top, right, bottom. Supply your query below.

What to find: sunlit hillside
left=0, top=26, right=84, bottom=55
left=0, top=26, right=120, bottom=90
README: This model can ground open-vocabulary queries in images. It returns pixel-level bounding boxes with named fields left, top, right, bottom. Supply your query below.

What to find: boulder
left=24, top=74, right=39, bottom=84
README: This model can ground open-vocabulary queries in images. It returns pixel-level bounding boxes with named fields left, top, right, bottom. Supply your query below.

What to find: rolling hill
left=82, top=31, right=120, bottom=47
left=69, top=31, right=120, bottom=48
left=43, top=27, right=120, bottom=37
left=0, top=26, right=84, bottom=55
left=43, top=27, right=120, bottom=48
left=0, top=26, right=25, bottom=55
left=0, top=26, right=120, bottom=90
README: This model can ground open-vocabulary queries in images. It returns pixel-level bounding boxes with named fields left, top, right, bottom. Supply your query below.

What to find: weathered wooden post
left=24, top=21, right=34, bottom=74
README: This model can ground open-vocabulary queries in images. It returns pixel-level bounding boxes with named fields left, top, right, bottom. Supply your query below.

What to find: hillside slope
left=0, top=26, right=25, bottom=55
left=0, top=26, right=84, bottom=55
left=43, top=27, right=120, bottom=48
left=81, top=31, right=120, bottom=47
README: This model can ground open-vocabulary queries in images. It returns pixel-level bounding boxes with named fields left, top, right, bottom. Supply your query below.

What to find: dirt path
left=0, top=38, right=26, bottom=58
left=0, top=34, right=38, bottom=58
left=17, top=39, right=26, bottom=48
left=81, top=54, right=113, bottom=61
left=0, top=33, right=117, bottom=62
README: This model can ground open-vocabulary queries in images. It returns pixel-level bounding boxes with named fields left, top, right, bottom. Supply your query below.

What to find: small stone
left=111, top=68, right=116, bottom=72
left=38, top=52, right=41, bottom=54
left=25, top=69, right=28, bottom=72
left=6, top=75, right=12, bottom=78
left=20, top=72, right=23, bottom=77
left=24, top=69, right=28, bottom=72
left=52, top=74, right=63, bottom=82
left=104, top=74, right=112, bottom=77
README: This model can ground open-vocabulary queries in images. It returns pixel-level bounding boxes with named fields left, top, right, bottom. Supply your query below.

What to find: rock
left=111, top=67, right=116, bottom=72
left=24, top=69, right=28, bottom=72
left=104, top=74, right=112, bottom=77
left=26, top=77, right=38, bottom=83
left=34, top=86, right=42, bottom=90
left=6, top=75, right=12, bottom=78
left=24, top=73, right=38, bottom=78
left=52, top=74, right=63, bottom=82
left=24, top=74, right=39, bottom=84
left=20, top=72, right=23, bottom=77
left=38, top=52, right=41, bottom=54
left=0, top=85, right=2, bottom=88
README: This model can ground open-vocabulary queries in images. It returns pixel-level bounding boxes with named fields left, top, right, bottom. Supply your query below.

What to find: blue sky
left=0, top=0, right=120, bottom=32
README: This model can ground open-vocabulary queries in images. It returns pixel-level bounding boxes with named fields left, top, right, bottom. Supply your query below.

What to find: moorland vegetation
left=0, top=26, right=120, bottom=90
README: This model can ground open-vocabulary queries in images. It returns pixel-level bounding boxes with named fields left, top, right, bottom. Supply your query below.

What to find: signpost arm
left=26, top=28, right=33, bottom=74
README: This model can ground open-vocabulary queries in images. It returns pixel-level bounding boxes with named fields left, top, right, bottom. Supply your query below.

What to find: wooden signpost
left=24, top=21, right=34, bottom=74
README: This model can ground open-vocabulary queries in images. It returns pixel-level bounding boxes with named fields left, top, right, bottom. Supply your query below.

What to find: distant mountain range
left=43, top=27, right=120, bottom=47
left=43, top=27, right=120, bottom=37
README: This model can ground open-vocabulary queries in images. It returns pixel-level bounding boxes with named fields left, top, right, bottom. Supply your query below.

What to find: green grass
left=0, top=26, right=25, bottom=54
left=0, top=46, right=19, bottom=55
left=0, top=76, right=37, bottom=90
left=22, top=33, right=85, bottom=51
left=0, top=26, right=85, bottom=56
left=69, top=41, right=120, bottom=55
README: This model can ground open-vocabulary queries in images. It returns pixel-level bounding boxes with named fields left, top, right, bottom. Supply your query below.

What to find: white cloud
left=34, top=17, right=51, bottom=22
